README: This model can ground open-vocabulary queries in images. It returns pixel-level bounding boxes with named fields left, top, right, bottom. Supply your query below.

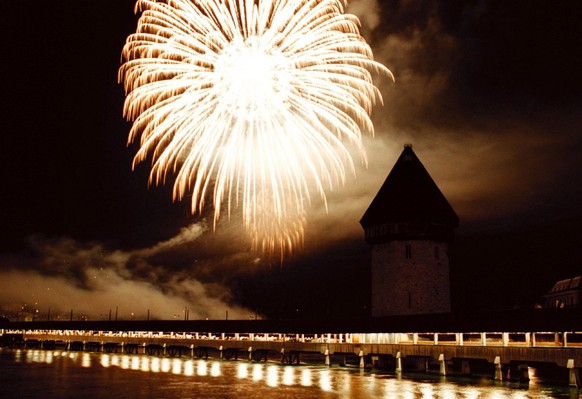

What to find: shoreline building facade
left=361, top=145, right=459, bottom=317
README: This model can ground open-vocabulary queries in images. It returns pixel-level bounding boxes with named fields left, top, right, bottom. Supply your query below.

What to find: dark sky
left=0, top=0, right=581, bottom=320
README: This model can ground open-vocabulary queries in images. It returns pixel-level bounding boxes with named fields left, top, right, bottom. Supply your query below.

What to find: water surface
left=0, top=349, right=579, bottom=399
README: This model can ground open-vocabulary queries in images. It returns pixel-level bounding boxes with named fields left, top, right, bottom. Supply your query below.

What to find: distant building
left=360, top=145, right=459, bottom=317
left=542, top=276, right=582, bottom=309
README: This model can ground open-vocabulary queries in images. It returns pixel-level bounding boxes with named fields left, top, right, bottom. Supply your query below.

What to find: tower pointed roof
left=360, top=145, right=459, bottom=229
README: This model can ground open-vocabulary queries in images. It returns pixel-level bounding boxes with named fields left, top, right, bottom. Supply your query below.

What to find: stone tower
left=360, top=145, right=459, bottom=316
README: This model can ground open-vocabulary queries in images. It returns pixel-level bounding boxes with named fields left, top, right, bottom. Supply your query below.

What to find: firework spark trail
left=119, top=0, right=392, bottom=257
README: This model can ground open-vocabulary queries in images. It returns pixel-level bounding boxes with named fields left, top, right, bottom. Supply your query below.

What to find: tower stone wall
left=371, top=240, right=451, bottom=316
left=361, top=145, right=459, bottom=317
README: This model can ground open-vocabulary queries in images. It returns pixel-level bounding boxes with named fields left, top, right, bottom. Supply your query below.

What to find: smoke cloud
left=315, top=0, right=582, bottom=242
left=0, top=223, right=254, bottom=321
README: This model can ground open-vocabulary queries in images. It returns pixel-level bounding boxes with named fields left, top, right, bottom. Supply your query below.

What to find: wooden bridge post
left=502, top=333, right=509, bottom=347
left=494, top=356, right=503, bottom=381
left=567, top=359, right=579, bottom=388
left=531, top=332, right=536, bottom=347
left=438, top=354, right=446, bottom=376
left=563, top=332, right=568, bottom=348
left=395, top=351, right=402, bottom=373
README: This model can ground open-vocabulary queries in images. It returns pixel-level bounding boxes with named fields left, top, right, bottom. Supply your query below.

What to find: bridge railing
left=3, top=328, right=582, bottom=348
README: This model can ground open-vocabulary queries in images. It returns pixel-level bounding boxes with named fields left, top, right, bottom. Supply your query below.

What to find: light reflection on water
left=3, top=349, right=580, bottom=399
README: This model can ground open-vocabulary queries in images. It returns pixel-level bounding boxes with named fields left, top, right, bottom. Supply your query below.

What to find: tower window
left=405, top=244, right=412, bottom=259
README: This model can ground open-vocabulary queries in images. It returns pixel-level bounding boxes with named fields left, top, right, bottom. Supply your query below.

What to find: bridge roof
left=4, top=309, right=582, bottom=334
left=360, top=145, right=459, bottom=228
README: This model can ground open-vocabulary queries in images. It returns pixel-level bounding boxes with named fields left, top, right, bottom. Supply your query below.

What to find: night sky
left=1, top=0, right=581, bottom=320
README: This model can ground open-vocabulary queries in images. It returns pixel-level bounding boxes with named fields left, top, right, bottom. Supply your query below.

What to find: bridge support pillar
left=412, top=357, right=428, bottom=373
left=567, top=359, right=579, bottom=388
left=438, top=354, right=446, bottom=376
left=509, top=364, right=529, bottom=383
left=461, top=360, right=471, bottom=375
left=324, top=348, right=331, bottom=366
left=494, top=356, right=503, bottom=381
left=359, top=351, right=365, bottom=368
left=518, top=365, right=530, bottom=383
left=395, top=352, right=402, bottom=373
left=248, top=346, right=253, bottom=361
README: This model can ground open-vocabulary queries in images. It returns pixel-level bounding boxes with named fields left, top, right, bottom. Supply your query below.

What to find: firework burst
left=119, top=0, right=391, bottom=257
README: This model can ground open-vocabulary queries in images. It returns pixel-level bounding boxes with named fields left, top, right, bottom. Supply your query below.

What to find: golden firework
left=119, top=0, right=391, bottom=256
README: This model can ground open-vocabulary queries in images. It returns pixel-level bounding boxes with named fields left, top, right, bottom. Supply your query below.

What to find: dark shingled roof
left=360, top=145, right=459, bottom=228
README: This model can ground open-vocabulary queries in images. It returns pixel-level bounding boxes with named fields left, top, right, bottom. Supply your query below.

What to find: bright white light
left=300, top=369, right=313, bottom=387
left=210, top=361, right=221, bottom=377
left=141, top=357, right=150, bottom=372
left=183, top=360, right=195, bottom=376
left=81, top=353, right=91, bottom=368
left=120, top=355, right=130, bottom=370
left=197, top=359, right=208, bottom=376
left=319, top=369, right=332, bottom=392
left=237, top=363, right=249, bottom=379
left=100, top=354, right=111, bottom=368
left=282, top=366, right=295, bottom=386
left=151, top=357, right=161, bottom=373
left=131, top=356, right=140, bottom=370
left=252, top=364, right=264, bottom=381
left=172, top=358, right=182, bottom=374
left=266, top=365, right=279, bottom=387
